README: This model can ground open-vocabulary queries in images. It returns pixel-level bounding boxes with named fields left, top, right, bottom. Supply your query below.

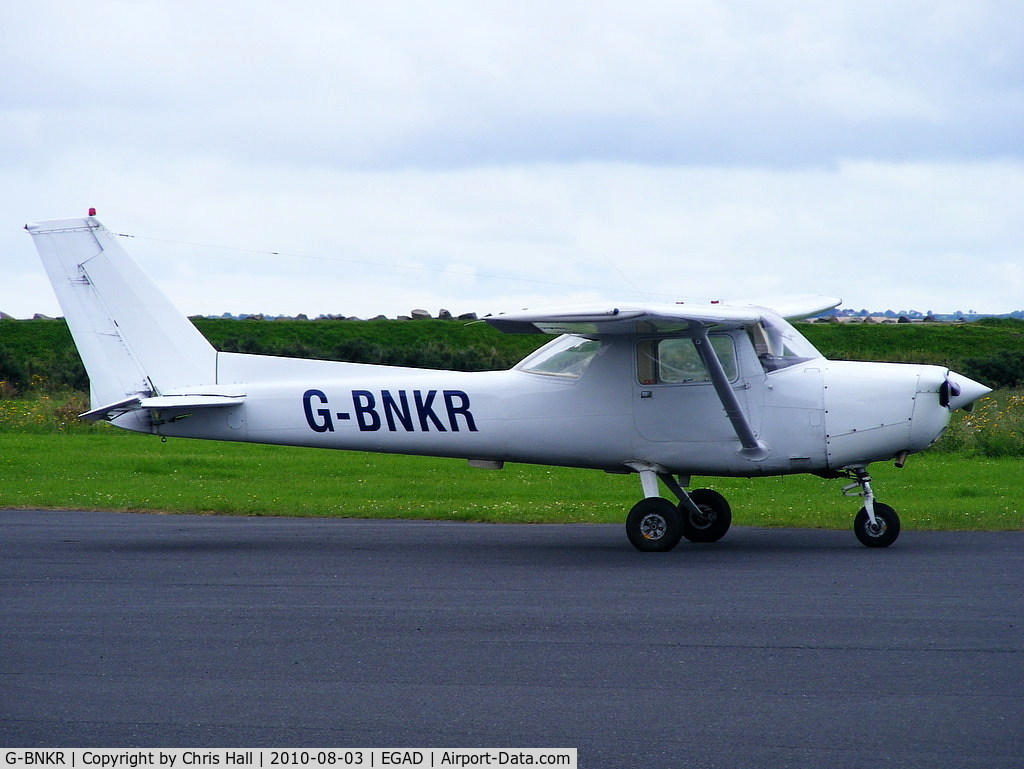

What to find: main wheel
left=854, top=503, right=900, bottom=548
left=626, top=497, right=683, bottom=552
left=680, top=488, right=732, bottom=543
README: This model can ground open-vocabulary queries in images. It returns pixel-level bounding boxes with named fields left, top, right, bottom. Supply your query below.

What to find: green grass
left=1, top=428, right=1021, bottom=531
left=932, top=391, right=1024, bottom=458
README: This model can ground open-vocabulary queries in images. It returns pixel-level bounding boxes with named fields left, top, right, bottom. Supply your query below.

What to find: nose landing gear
left=843, top=468, right=901, bottom=548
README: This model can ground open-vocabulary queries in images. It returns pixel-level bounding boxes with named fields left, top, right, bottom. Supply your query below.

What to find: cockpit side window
left=637, top=335, right=737, bottom=385
left=746, top=316, right=823, bottom=372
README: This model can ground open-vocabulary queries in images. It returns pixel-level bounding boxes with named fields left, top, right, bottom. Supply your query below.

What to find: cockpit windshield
left=747, top=313, right=823, bottom=372
left=516, top=335, right=603, bottom=378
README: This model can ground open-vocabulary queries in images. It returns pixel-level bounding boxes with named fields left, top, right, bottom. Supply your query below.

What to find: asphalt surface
left=1, top=509, right=1022, bottom=768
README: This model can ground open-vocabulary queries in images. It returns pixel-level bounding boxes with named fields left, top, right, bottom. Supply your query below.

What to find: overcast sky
left=3, top=1, right=1022, bottom=320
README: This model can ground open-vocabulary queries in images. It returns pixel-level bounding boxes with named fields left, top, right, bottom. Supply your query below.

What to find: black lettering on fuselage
left=414, top=390, right=446, bottom=431
left=382, top=390, right=414, bottom=431
left=302, top=389, right=478, bottom=434
left=352, top=390, right=381, bottom=431
left=302, top=389, right=334, bottom=432
left=443, top=390, right=477, bottom=432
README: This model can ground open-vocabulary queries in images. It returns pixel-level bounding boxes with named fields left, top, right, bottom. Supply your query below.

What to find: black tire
left=854, top=503, right=900, bottom=548
left=626, top=497, right=683, bottom=552
left=680, top=488, right=732, bottom=543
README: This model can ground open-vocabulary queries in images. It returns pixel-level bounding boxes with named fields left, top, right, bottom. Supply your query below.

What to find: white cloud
left=2, top=1, right=1022, bottom=319
left=6, top=154, right=1021, bottom=318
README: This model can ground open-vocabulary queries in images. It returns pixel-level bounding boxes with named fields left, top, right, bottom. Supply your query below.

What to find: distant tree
left=51, top=348, right=87, bottom=392
left=0, top=346, right=27, bottom=392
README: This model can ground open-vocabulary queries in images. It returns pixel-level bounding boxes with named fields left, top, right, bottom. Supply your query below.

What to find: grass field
left=1, top=426, right=1021, bottom=531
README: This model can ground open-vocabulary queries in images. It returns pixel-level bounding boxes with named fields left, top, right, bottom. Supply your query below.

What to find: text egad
left=4, top=750, right=576, bottom=769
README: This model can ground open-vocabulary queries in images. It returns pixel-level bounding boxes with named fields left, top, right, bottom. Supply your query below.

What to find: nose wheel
left=854, top=503, right=900, bottom=547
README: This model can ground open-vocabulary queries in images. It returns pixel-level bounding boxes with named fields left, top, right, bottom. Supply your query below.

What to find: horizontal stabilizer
left=80, top=396, right=146, bottom=422
left=81, top=393, right=246, bottom=422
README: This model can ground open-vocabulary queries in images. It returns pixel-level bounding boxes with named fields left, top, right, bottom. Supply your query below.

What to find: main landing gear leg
left=843, top=467, right=901, bottom=548
left=623, top=464, right=733, bottom=552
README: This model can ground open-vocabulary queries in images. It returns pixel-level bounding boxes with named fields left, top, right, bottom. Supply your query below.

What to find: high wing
left=484, top=296, right=841, bottom=336
left=739, top=295, right=844, bottom=321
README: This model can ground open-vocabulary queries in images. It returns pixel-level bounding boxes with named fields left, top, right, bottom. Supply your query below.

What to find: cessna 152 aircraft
left=27, top=213, right=991, bottom=551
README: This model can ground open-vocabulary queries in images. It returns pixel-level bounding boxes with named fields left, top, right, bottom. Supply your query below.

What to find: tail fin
left=26, top=215, right=217, bottom=409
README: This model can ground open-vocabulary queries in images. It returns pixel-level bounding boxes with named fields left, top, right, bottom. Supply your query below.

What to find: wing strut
left=692, top=327, right=770, bottom=461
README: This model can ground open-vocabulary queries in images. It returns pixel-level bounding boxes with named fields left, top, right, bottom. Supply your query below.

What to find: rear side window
left=637, top=336, right=736, bottom=384
left=518, top=336, right=603, bottom=378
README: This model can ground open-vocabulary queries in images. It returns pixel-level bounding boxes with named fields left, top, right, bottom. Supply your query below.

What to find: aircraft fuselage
left=125, top=331, right=962, bottom=478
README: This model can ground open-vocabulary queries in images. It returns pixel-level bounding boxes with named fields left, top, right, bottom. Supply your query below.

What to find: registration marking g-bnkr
left=303, top=388, right=479, bottom=434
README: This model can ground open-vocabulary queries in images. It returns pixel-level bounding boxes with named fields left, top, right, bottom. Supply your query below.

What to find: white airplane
left=26, top=213, right=991, bottom=551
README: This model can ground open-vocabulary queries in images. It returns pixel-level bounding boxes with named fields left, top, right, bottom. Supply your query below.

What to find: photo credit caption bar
left=2, top=750, right=577, bottom=769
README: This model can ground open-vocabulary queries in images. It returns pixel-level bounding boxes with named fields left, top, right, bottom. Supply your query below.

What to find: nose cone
left=942, top=371, right=992, bottom=412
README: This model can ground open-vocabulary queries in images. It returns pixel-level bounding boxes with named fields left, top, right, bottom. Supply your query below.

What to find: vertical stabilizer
left=26, top=215, right=217, bottom=408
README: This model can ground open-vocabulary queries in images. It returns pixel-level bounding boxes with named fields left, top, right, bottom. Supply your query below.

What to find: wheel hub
left=865, top=519, right=887, bottom=537
left=639, top=513, right=668, bottom=541
left=689, top=505, right=715, bottom=529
